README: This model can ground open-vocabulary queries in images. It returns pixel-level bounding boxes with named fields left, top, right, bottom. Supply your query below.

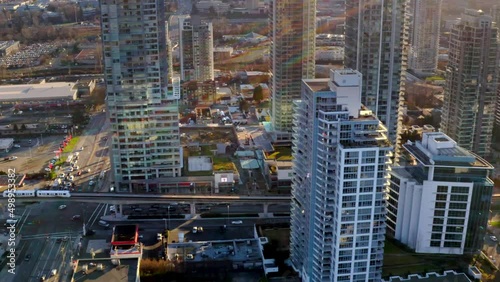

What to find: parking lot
left=0, top=41, right=70, bottom=68
left=0, top=135, right=63, bottom=175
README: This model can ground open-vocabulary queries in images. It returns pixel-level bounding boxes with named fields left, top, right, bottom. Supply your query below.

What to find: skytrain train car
left=36, top=190, right=70, bottom=198
left=2, top=190, right=36, bottom=197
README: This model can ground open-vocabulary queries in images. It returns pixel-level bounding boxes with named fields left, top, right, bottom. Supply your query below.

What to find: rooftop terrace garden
left=266, top=146, right=293, bottom=161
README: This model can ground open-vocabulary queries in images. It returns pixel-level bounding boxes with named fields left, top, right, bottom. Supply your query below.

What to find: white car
left=89, top=180, right=95, bottom=186
left=13, top=144, right=21, bottom=148
left=44, top=167, right=51, bottom=172
left=110, top=205, right=116, bottom=211
left=59, top=173, right=66, bottom=178
left=490, top=235, right=498, bottom=242
left=231, top=220, right=243, bottom=225
left=59, top=205, right=66, bottom=210
left=75, top=152, right=79, bottom=156
left=68, top=176, right=74, bottom=181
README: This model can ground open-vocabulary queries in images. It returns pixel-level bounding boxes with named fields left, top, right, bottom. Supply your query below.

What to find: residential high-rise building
left=440, top=9, right=499, bottom=158
left=165, top=21, right=174, bottom=82
left=491, top=5, right=500, bottom=129
left=269, top=0, right=316, bottom=140
left=100, top=0, right=182, bottom=192
left=344, top=0, right=410, bottom=161
left=290, top=69, right=392, bottom=282
left=408, top=0, right=442, bottom=72
left=388, top=132, right=493, bottom=255
left=178, top=15, right=214, bottom=82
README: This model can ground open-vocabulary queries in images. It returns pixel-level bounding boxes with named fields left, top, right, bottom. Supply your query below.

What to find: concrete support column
left=263, top=203, right=269, bottom=217
left=190, top=203, right=196, bottom=217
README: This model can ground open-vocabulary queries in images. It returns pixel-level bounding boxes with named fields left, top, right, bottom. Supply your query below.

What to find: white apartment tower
left=100, top=0, right=182, bottom=192
left=408, top=0, right=442, bottom=72
left=269, top=0, right=316, bottom=140
left=178, top=15, right=214, bottom=82
left=440, top=9, right=499, bottom=158
left=290, top=69, right=392, bottom=282
left=388, top=132, right=493, bottom=255
left=344, top=0, right=410, bottom=161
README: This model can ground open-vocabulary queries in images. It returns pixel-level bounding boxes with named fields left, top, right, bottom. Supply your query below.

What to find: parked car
left=231, top=220, right=243, bottom=225
left=25, top=254, right=31, bottom=261
left=14, top=144, right=21, bottom=148
left=59, top=205, right=66, bottom=210
left=491, top=235, right=498, bottom=242
left=8, top=156, right=17, bottom=160
left=72, top=215, right=81, bottom=221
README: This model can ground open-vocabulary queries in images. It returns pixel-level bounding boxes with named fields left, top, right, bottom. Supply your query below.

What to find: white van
left=98, top=220, right=109, bottom=227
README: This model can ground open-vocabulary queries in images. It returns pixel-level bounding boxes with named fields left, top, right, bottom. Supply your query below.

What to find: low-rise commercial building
left=71, top=258, right=141, bottom=282
left=0, top=82, right=78, bottom=106
left=0, top=41, right=20, bottom=57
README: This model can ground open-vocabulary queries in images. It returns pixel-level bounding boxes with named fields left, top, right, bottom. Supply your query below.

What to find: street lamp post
left=167, top=206, right=170, bottom=230
left=163, top=218, right=167, bottom=231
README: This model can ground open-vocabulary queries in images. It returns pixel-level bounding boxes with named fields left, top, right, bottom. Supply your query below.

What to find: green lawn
left=62, top=136, right=80, bottom=153
left=382, top=239, right=462, bottom=277
left=213, top=156, right=234, bottom=171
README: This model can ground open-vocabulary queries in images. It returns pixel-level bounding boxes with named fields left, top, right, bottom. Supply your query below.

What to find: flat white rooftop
left=0, top=82, right=77, bottom=101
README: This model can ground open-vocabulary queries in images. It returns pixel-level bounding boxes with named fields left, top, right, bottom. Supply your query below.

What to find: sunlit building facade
left=269, top=0, right=316, bottom=140
left=440, top=9, right=499, bottom=158
left=408, top=0, right=442, bottom=72
left=290, top=69, right=392, bottom=281
left=100, top=0, right=182, bottom=192
left=344, top=0, right=410, bottom=161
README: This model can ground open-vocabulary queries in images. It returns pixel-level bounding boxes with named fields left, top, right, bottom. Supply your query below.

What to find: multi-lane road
left=0, top=200, right=107, bottom=282
left=63, top=112, right=110, bottom=193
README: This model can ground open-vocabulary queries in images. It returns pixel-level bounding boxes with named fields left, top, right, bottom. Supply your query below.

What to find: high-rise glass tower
left=408, top=0, right=442, bottom=72
left=100, top=0, right=182, bottom=192
left=290, top=69, right=392, bottom=281
left=178, top=15, right=214, bottom=82
left=344, top=0, right=410, bottom=161
left=440, top=9, right=499, bottom=158
left=269, top=0, right=316, bottom=140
